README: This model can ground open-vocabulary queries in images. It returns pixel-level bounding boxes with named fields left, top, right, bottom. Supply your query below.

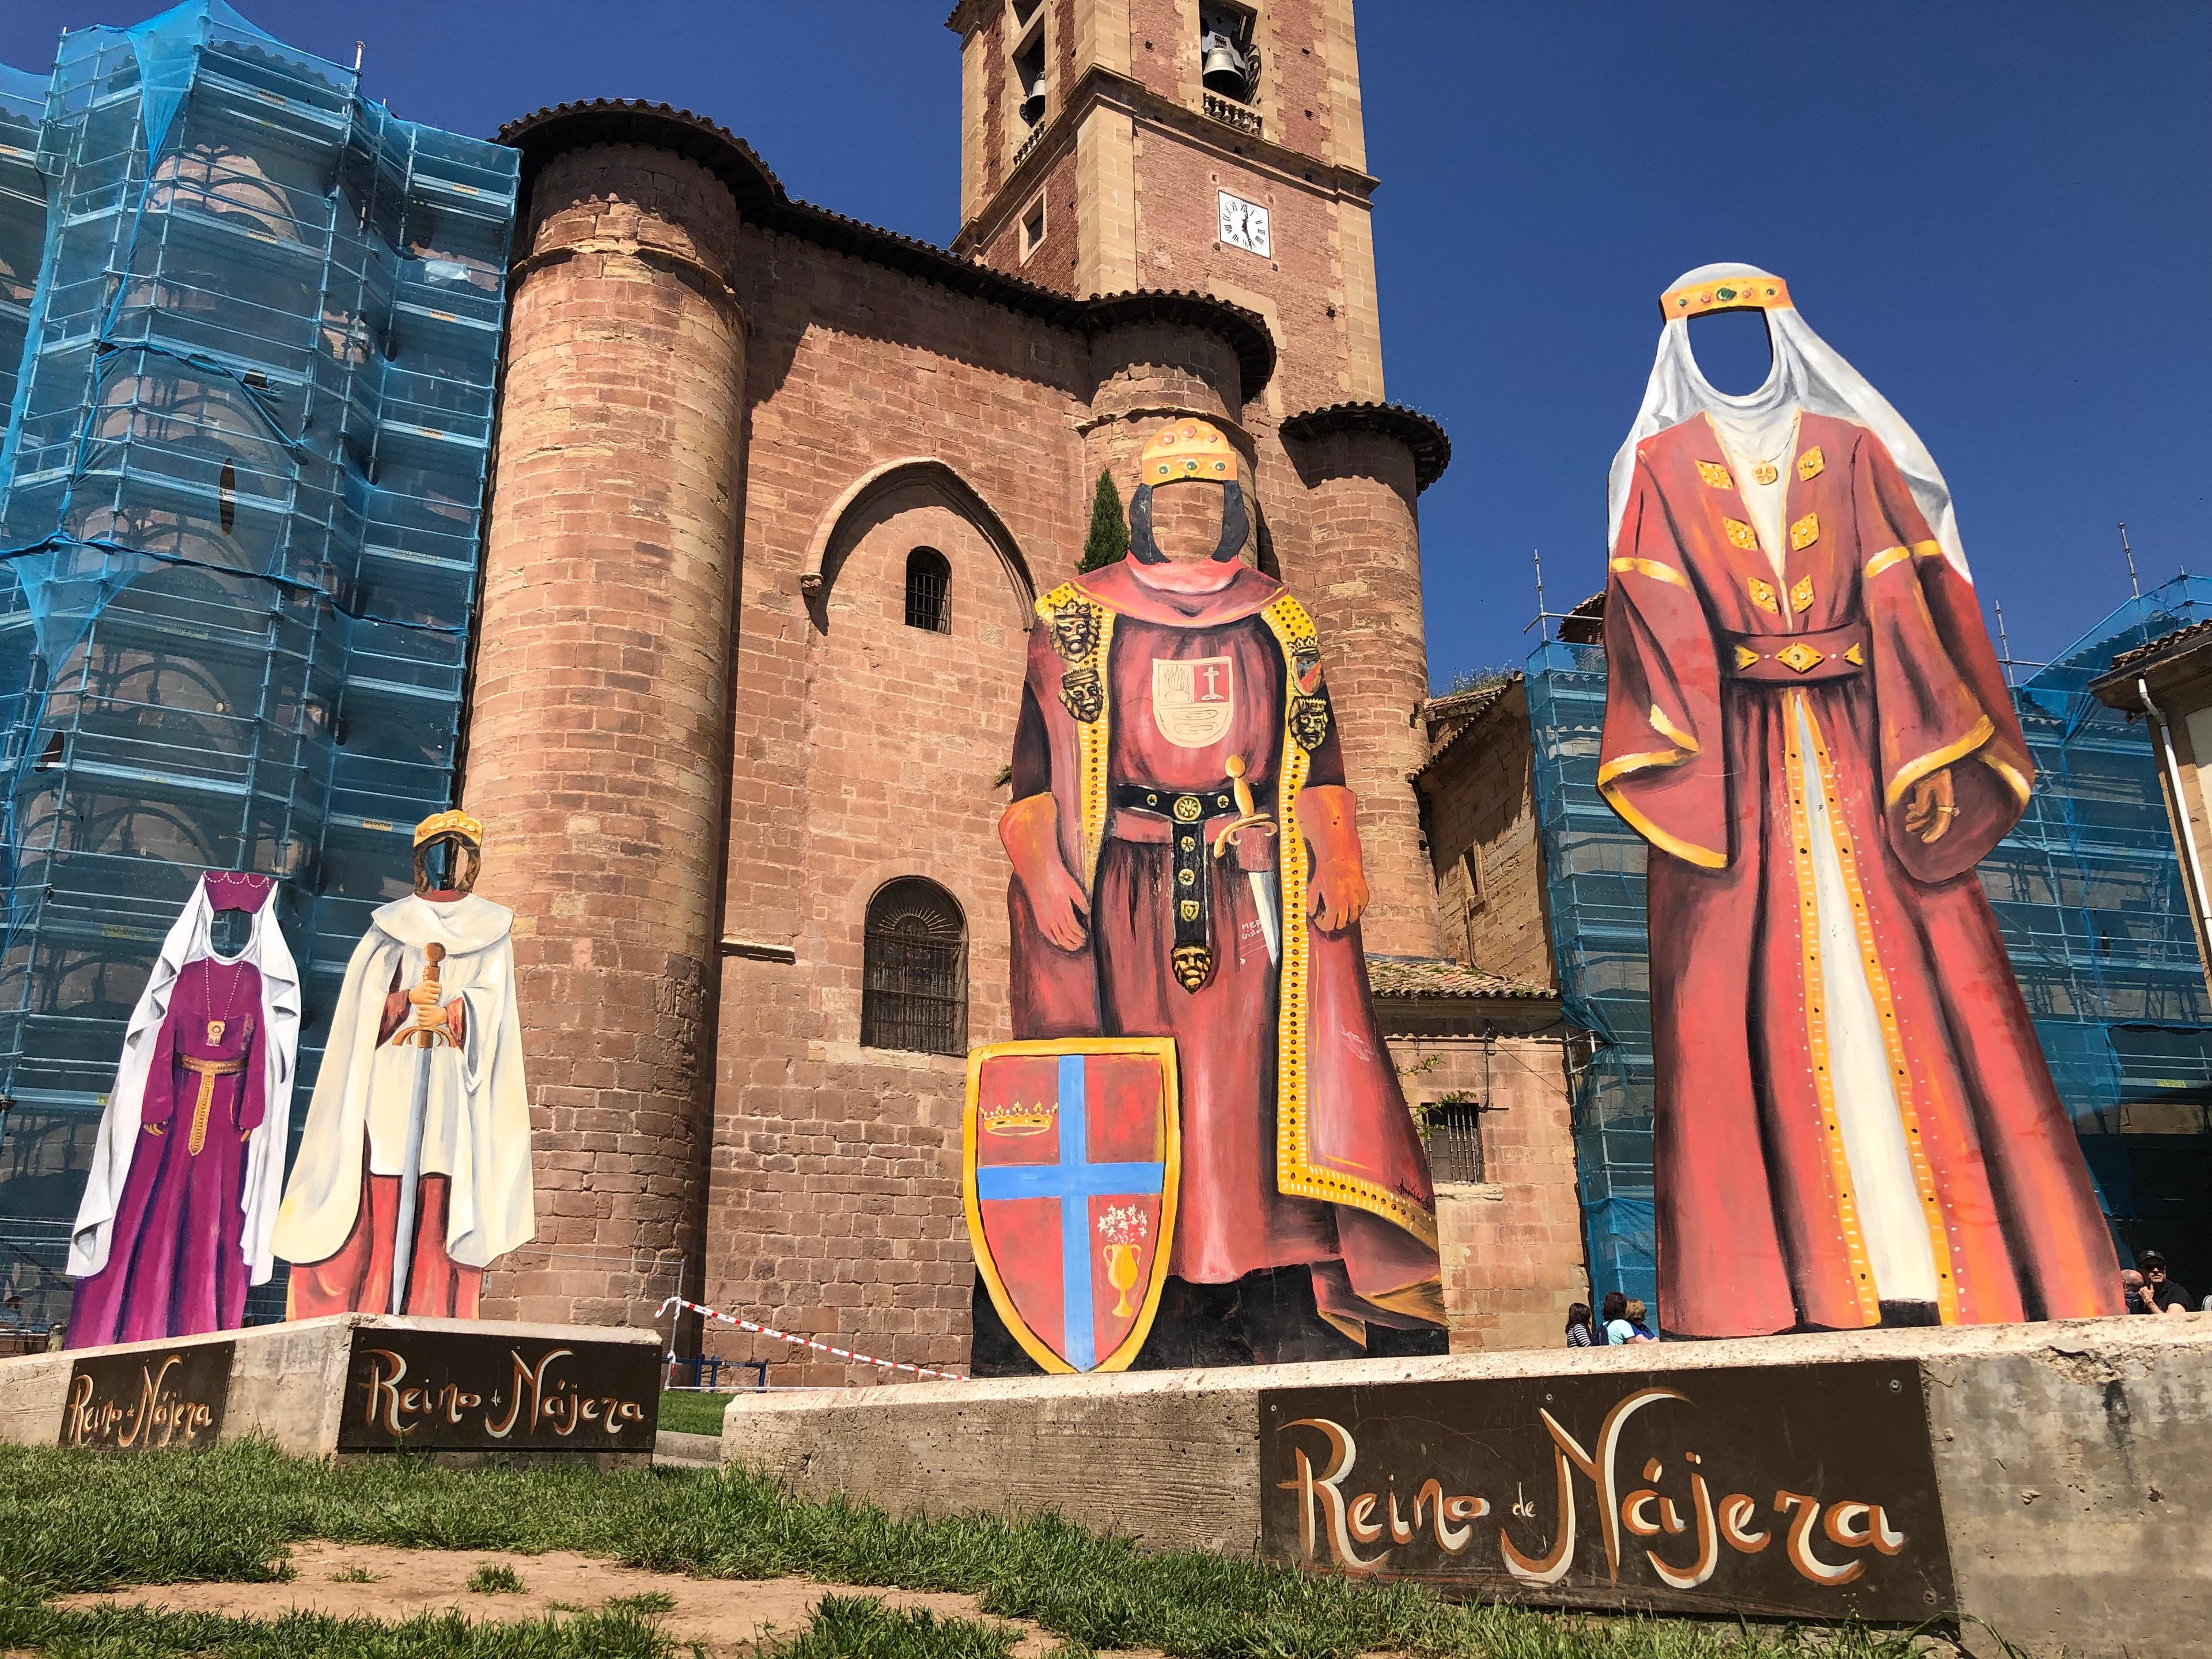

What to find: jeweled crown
left=414, top=808, right=483, bottom=847
left=980, top=1100, right=1057, bottom=1137
left=1138, top=419, right=1238, bottom=486
left=1661, top=274, right=1791, bottom=319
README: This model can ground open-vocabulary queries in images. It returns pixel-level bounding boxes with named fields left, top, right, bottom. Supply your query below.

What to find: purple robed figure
left=66, top=872, right=301, bottom=1349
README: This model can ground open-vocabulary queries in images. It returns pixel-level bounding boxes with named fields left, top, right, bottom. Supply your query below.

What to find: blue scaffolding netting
left=1529, top=573, right=2212, bottom=1321
left=0, top=1, right=516, bottom=1333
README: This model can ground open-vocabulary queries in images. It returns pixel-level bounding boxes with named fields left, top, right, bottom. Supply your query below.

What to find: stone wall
left=1416, top=681, right=1556, bottom=988
left=1382, top=1019, right=1586, bottom=1351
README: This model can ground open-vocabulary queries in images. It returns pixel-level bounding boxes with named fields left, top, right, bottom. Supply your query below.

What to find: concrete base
left=1, top=1315, right=661, bottom=1465
left=721, top=1315, right=2212, bottom=1659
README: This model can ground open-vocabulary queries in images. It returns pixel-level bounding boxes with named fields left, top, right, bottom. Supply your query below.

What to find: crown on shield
left=980, top=1099, right=1058, bottom=1137
left=414, top=808, right=483, bottom=847
left=1138, top=419, right=1238, bottom=486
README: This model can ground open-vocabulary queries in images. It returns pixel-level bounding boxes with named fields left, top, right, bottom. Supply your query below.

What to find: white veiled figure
left=67, top=872, right=302, bottom=1286
left=1607, top=262, right=1967, bottom=580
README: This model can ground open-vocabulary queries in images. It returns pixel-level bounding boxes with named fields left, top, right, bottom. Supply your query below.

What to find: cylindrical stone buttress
left=1291, top=429, right=1445, bottom=960
left=464, top=141, right=745, bottom=1328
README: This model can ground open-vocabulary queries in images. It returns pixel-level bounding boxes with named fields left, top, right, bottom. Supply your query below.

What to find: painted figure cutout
left=272, top=810, right=534, bottom=1319
left=1599, top=264, right=2122, bottom=1337
left=65, top=872, right=300, bottom=1347
left=976, top=418, right=1445, bottom=1372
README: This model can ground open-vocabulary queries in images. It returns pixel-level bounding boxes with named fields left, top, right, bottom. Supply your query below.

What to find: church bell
left=1200, top=33, right=1249, bottom=99
left=1018, top=72, right=1047, bottom=126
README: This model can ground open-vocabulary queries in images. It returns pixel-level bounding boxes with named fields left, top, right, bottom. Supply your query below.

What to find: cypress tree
left=1078, top=468, right=1128, bottom=572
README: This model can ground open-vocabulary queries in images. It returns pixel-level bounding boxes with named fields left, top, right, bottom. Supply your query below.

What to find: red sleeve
left=1598, top=453, right=1729, bottom=869
left=1853, top=430, right=2029, bottom=881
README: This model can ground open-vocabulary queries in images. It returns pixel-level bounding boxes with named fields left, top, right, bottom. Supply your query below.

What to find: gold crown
left=1139, top=419, right=1238, bottom=486
left=1661, top=274, right=1791, bottom=319
left=980, top=1100, right=1058, bottom=1137
left=414, top=808, right=483, bottom=847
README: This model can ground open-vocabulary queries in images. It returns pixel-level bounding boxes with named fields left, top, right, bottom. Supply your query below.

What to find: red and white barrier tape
left=656, top=1296, right=968, bottom=1382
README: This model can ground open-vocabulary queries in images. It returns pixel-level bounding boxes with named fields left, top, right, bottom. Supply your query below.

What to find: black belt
left=1111, top=777, right=1276, bottom=993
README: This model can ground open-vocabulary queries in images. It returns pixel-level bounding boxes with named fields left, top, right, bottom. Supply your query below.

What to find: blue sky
left=4, top=2, right=2204, bottom=689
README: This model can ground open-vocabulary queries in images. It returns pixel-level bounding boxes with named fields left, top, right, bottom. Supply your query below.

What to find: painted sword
left=1213, top=755, right=1281, bottom=966
left=389, top=941, right=447, bottom=1315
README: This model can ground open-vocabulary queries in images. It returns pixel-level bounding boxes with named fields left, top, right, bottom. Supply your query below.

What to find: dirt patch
left=52, top=1541, right=1163, bottom=1657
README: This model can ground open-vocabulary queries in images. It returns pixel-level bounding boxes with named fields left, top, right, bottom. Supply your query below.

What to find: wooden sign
left=336, top=1327, right=658, bottom=1453
left=59, top=1341, right=233, bottom=1450
left=1260, top=1360, right=1953, bottom=1621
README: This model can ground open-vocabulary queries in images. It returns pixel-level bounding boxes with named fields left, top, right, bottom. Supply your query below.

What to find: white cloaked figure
left=274, top=809, right=533, bottom=1319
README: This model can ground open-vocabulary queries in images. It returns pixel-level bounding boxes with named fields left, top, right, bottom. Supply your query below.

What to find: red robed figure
left=1601, top=409, right=2121, bottom=1336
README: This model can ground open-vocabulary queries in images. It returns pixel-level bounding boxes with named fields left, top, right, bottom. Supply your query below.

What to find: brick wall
left=464, top=143, right=745, bottom=1326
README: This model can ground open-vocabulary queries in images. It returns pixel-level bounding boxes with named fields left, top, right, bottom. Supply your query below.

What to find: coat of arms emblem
left=963, top=1037, right=1179, bottom=1373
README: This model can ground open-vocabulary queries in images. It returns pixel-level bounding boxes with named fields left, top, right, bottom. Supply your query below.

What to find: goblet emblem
left=1103, top=1241, right=1141, bottom=1317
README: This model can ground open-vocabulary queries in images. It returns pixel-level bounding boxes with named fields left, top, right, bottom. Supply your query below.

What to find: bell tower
left=948, top=0, right=1385, bottom=416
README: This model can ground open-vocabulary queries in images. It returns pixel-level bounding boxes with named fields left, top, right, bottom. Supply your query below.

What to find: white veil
left=1607, top=262, right=1968, bottom=580
left=67, top=874, right=302, bottom=1285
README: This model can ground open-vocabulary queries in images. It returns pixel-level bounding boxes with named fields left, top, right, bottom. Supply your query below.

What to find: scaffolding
left=0, top=1, right=515, bottom=1334
left=1528, top=573, right=2212, bottom=1320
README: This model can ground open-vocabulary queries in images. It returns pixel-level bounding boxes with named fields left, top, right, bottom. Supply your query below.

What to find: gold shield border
left=963, top=1035, right=1180, bottom=1376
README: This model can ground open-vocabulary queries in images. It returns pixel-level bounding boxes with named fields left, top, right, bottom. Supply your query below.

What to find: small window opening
left=862, top=878, right=968, bottom=1055
left=905, top=547, right=950, bottom=633
left=1020, top=194, right=1047, bottom=261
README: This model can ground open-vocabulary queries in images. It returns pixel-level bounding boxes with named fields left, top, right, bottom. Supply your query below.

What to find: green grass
left=465, top=1562, right=527, bottom=1595
left=654, top=1389, right=731, bottom=1437
left=0, top=1440, right=1959, bottom=1658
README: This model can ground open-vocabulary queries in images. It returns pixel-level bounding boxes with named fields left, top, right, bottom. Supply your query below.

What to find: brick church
left=463, top=0, right=1588, bottom=1377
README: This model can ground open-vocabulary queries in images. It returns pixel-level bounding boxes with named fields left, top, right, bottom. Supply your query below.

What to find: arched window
left=905, top=547, right=950, bottom=633
left=862, top=877, right=967, bottom=1054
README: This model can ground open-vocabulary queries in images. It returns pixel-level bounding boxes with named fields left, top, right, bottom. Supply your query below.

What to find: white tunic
left=271, top=892, right=535, bottom=1271
left=1712, top=409, right=1941, bottom=1305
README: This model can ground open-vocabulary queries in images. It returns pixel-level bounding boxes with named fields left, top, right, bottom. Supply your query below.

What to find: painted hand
left=1904, top=767, right=1956, bottom=844
left=1307, top=859, right=1369, bottom=933
left=408, top=980, right=446, bottom=1034
left=1028, top=859, right=1092, bottom=952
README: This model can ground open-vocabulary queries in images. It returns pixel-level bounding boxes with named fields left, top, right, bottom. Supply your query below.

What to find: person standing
left=1565, top=1302, right=1598, bottom=1347
left=1600, top=1290, right=1634, bottom=1345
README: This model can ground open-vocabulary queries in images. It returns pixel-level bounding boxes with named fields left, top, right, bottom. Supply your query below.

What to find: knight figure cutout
left=1599, top=264, right=2122, bottom=1338
left=272, top=810, right=535, bottom=1319
left=968, top=419, right=1448, bottom=1373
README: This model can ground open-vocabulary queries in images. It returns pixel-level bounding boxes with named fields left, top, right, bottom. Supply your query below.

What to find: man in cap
left=274, top=810, right=534, bottom=1317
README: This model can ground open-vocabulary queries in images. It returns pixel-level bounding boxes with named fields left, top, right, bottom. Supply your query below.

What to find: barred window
left=861, top=878, right=967, bottom=1055
left=905, top=547, right=950, bottom=633
left=1424, top=1097, right=1486, bottom=1184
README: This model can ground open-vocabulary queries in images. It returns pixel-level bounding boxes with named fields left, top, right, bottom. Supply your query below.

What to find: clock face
left=1218, top=190, right=1270, bottom=258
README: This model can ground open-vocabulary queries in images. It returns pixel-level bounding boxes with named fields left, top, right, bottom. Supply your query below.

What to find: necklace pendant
left=1752, top=461, right=1779, bottom=486
left=206, top=1019, right=226, bottom=1045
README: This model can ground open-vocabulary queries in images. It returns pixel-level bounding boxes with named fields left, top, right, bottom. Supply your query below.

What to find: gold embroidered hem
left=1782, top=690, right=1882, bottom=1328
left=1260, top=593, right=1438, bottom=1252
left=1885, top=715, right=1996, bottom=808
left=1611, top=556, right=1690, bottom=590
left=1598, top=774, right=1728, bottom=871
left=1800, top=698, right=1962, bottom=1324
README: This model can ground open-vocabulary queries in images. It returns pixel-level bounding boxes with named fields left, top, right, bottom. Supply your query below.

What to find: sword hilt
left=1211, top=753, right=1277, bottom=858
left=412, top=942, right=449, bottom=1050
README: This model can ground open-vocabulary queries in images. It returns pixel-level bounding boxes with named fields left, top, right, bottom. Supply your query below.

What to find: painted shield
left=963, top=1037, right=1179, bottom=1374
